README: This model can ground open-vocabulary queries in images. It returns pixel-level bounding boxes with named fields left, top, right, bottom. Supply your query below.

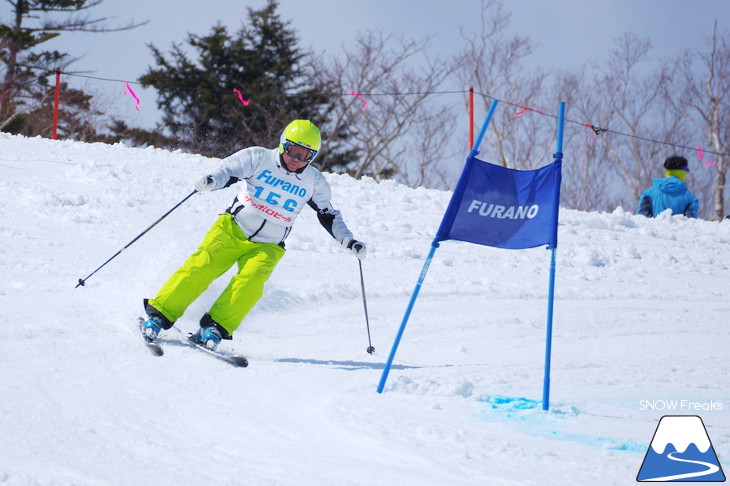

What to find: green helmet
left=279, top=120, right=321, bottom=161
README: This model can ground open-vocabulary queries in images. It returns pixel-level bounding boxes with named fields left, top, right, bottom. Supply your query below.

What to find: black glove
left=347, top=240, right=367, bottom=260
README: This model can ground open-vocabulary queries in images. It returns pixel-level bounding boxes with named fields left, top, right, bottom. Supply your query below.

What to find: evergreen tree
left=0, top=0, right=144, bottom=137
left=132, top=0, right=351, bottom=167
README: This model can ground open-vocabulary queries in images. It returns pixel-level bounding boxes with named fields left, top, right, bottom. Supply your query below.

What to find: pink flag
left=698, top=145, right=717, bottom=166
left=124, top=82, right=140, bottom=111
left=233, top=89, right=250, bottom=106
left=350, top=91, right=368, bottom=110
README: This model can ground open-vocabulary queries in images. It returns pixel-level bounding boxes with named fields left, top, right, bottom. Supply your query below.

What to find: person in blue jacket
left=637, top=155, right=699, bottom=218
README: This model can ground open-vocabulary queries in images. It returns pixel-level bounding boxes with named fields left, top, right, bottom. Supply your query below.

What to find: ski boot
left=193, top=325, right=222, bottom=351
left=141, top=316, right=163, bottom=341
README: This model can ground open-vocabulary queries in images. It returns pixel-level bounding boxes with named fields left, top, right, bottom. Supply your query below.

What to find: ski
left=182, top=331, right=249, bottom=368
left=145, top=340, right=164, bottom=357
left=165, top=327, right=248, bottom=368
left=137, top=317, right=164, bottom=356
left=136, top=318, right=247, bottom=367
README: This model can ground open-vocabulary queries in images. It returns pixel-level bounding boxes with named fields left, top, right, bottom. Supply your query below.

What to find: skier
left=637, top=155, right=699, bottom=218
left=141, top=120, right=366, bottom=350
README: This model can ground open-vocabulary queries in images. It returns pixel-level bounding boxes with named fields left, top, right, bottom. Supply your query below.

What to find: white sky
left=27, top=0, right=730, bottom=128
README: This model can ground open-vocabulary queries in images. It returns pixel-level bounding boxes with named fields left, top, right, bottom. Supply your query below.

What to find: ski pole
left=358, top=259, right=375, bottom=354
left=75, top=190, right=198, bottom=288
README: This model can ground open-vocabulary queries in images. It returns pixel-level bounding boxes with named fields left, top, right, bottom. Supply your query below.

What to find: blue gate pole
left=377, top=240, right=440, bottom=393
left=471, top=99, right=499, bottom=155
left=542, top=101, right=565, bottom=411
left=377, top=98, right=499, bottom=394
left=542, top=246, right=557, bottom=411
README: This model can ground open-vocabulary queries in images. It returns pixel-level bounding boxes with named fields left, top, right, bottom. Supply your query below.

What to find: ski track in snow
left=0, top=133, right=728, bottom=485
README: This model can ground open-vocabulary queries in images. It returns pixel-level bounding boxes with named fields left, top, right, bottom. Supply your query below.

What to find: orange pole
left=52, top=68, right=61, bottom=139
left=469, top=86, right=474, bottom=150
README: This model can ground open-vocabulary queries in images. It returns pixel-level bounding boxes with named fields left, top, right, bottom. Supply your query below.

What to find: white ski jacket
left=208, top=147, right=354, bottom=247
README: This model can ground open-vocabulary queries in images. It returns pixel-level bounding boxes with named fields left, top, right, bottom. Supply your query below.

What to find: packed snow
left=1, top=132, right=728, bottom=485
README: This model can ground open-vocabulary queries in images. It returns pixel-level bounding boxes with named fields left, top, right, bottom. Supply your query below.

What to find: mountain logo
left=637, top=415, right=726, bottom=482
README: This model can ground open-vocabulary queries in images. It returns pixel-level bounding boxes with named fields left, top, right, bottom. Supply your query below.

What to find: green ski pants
left=147, top=213, right=285, bottom=336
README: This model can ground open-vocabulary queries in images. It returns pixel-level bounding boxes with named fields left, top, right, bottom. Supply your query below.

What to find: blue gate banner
left=436, top=155, right=562, bottom=249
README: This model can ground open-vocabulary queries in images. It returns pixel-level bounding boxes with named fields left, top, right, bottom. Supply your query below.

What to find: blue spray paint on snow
left=479, top=395, right=645, bottom=453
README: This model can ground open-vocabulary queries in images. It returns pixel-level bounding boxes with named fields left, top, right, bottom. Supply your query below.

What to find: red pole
left=52, top=68, right=61, bottom=140
left=469, top=86, right=474, bottom=150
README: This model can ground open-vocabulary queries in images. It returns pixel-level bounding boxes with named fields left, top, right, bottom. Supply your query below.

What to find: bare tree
left=551, top=70, right=621, bottom=212
left=316, top=30, right=458, bottom=188
left=672, top=22, right=730, bottom=220
left=452, top=0, right=550, bottom=170
left=584, top=33, right=692, bottom=213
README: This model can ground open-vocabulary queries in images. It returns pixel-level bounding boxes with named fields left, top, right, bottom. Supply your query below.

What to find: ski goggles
left=282, top=140, right=317, bottom=162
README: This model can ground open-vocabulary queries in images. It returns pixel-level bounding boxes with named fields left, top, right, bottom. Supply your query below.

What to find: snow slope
left=0, top=133, right=728, bottom=485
